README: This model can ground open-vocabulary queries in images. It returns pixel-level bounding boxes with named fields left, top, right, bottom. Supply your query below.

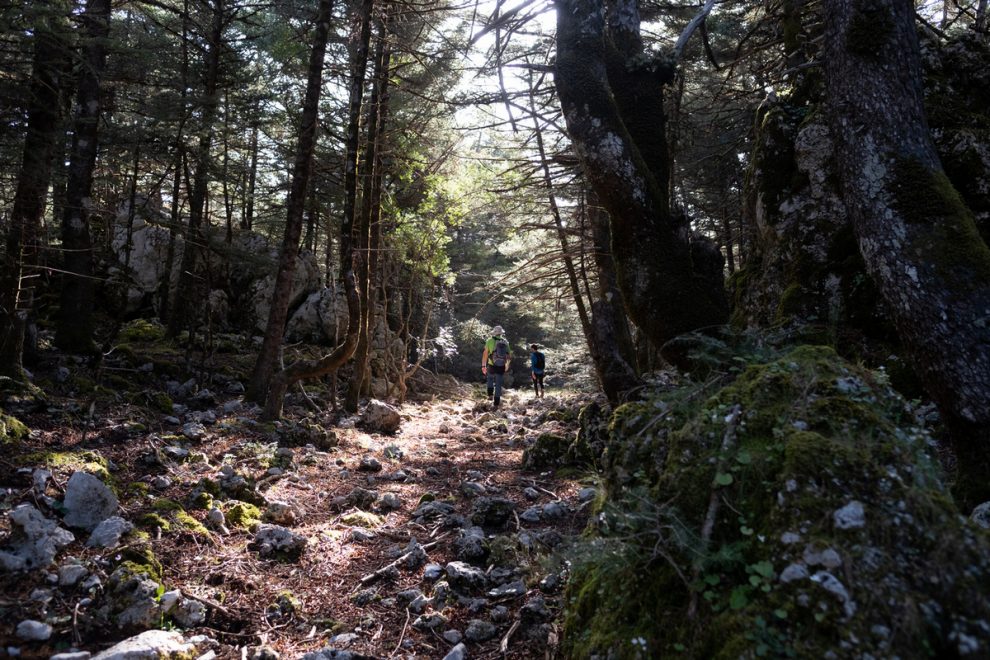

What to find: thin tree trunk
left=246, top=0, right=335, bottom=404
left=0, top=5, right=69, bottom=378
left=222, top=90, right=233, bottom=244
left=346, top=20, right=388, bottom=412
left=244, top=121, right=259, bottom=230
left=56, top=0, right=112, bottom=353
left=167, top=0, right=225, bottom=338
left=822, top=0, right=990, bottom=501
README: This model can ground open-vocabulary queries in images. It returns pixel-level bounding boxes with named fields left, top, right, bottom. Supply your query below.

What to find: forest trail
left=1, top=378, right=593, bottom=659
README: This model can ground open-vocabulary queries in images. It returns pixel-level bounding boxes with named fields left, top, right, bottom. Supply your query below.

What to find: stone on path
left=361, top=400, right=401, bottom=434
left=63, top=472, right=118, bottom=531
left=0, top=504, right=74, bottom=571
left=16, top=619, right=52, bottom=641
left=443, top=643, right=467, bottom=660
left=91, top=630, right=202, bottom=660
left=87, top=516, right=133, bottom=548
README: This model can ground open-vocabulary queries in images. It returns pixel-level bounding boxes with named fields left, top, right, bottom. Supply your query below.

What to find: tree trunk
left=246, top=0, right=335, bottom=404
left=554, top=0, right=728, bottom=365
left=822, top=0, right=990, bottom=501
left=346, top=20, right=388, bottom=413
left=0, top=4, right=69, bottom=378
left=244, top=121, right=259, bottom=230
left=167, top=0, right=225, bottom=338
left=55, top=0, right=112, bottom=354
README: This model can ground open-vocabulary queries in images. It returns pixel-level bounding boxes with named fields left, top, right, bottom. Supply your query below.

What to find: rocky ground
left=0, top=339, right=596, bottom=660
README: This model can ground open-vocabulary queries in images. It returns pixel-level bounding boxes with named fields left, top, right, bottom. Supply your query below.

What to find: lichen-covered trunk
left=554, top=0, right=728, bottom=363
left=246, top=0, right=335, bottom=404
left=822, top=0, right=990, bottom=499
left=0, top=6, right=69, bottom=378
left=55, top=0, right=112, bottom=354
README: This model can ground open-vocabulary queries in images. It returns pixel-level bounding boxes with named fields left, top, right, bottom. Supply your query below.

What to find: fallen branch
left=358, top=535, right=448, bottom=585
left=500, top=619, right=521, bottom=655
left=388, top=608, right=411, bottom=658
left=180, top=587, right=234, bottom=618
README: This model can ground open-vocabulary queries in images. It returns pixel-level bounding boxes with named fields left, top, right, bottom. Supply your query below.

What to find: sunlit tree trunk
left=55, top=0, right=111, bottom=353
left=0, top=4, right=69, bottom=378
left=822, top=0, right=990, bottom=501
left=246, top=0, right=335, bottom=403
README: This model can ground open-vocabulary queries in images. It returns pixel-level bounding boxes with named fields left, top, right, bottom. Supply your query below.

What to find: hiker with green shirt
left=481, top=325, right=512, bottom=410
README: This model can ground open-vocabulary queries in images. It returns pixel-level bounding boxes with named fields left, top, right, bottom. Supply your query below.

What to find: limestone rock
left=16, top=619, right=52, bottom=641
left=360, top=400, right=401, bottom=435
left=91, top=630, right=200, bottom=660
left=63, top=472, right=118, bottom=531
left=285, top=288, right=348, bottom=343
left=251, top=524, right=306, bottom=560
left=107, top=564, right=162, bottom=628
left=464, top=619, right=497, bottom=642
left=0, top=504, right=74, bottom=571
left=445, top=561, right=488, bottom=593
left=87, top=517, right=134, bottom=548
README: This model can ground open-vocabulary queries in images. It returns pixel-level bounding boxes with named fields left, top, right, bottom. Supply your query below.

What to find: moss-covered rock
left=226, top=502, right=262, bottom=530
left=17, top=450, right=113, bottom=484
left=119, top=319, right=167, bottom=344
left=0, top=409, right=29, bottom=444
left=341, top=511, right=384, bottom=528
left=522, top=433, right=571, bottom=471
left=563, top=345, right=990, bottom=659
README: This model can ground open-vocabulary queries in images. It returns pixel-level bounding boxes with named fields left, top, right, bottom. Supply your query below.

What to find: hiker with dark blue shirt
left=481, top=325, right=512, bottom=410
left=530, top=343, right=545, bottom=398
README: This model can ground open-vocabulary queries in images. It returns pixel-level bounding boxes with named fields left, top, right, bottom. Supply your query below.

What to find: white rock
left=443, top=643, right=467, bottom=660
left=833, top=500, right=865, bottom=530
left=360, top=400, right=401, bottom=434
left=0, top=504, right=75, bottom=571
left=59, top=563, right=89, bottom=586
left=970, top=501, right=990, bottom=529
left=87, top=517, right=134, bottom=548
left=811, top=571, right=856, bottom=617
left=63, top=472, right=118, bottom=532
left=50, top=652, right=91, bottom=660
left=91, top=630, right=200, bottom=660
left=16, top=620, right=52, bottom=641
left=779, top=563, right=809, bottom=583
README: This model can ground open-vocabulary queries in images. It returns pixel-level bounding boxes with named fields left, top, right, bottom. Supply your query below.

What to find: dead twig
left=180, top=587, right=234, bottom=618
left=500, top=619, right=521, bottom=655
left=358, top=534, right=448, bottom=585
left=389, top=608, right=411, bottom=657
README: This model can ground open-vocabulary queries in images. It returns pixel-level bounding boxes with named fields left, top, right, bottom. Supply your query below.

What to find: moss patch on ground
left=562, top=345, right=990, bottom=659
left=17, top=450, right=113, bottom=483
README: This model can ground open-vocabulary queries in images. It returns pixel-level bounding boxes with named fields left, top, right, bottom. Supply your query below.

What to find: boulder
left=107, top=563, right=162, bottom=628
left=360, top=400, right=401, bottom=434
left=91, top=630, right=201, bottom=660
left=87, top=516, right=133, bottom=549
left=446, top=561, right=488, bottom=593
left=251, top=524, right=306, bottom=560
left=286, top=288, right=348, bottom=343
left=16, top=619, right=52, bottom=641
left=247, top=250, right=321, bottom=333
left=63, top=472, right=118, bottom=531
left=0, top=504, right=74, bottom=571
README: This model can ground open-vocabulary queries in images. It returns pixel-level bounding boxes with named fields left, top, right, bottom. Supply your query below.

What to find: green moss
left=341, top=511, right=384, bottom=528
left=137, top=513, right=172, bottom=532
left=127, top=481, right=151, bottom=498
left=225, top=502, right=262, bottom=530
left=522, top=433, right=571, bottom=470
left=174, top=510, right=211, bottom=537
left=563, top=344, right=987, bottom=658
left=194, top=477, right=222, bottom=496
left=114, top=543, right=164, bottom=584
left=151, top=391, right=174, bottom=413
left=119, top=319, right=167, bottom=344
left=152, top=498, right=184, bottom=512
left=891, top=155, right=990, bottom=289
left=17, top=450, right=112, bottom=483
left=0, top=410, right=29, bottom=444
left=191, top=491, right=214, bottom=510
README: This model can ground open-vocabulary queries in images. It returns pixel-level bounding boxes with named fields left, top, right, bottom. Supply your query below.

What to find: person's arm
left=481, top=345, right=489, bottom=374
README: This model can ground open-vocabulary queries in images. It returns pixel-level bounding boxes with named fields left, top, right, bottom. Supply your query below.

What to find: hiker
left=482, top=325, right=512, bottom=410
left=529, top=343, right=545, bottom=398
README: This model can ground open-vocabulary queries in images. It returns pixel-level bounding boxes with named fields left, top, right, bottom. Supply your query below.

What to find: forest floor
left=0, top=335, right=596, bottom=660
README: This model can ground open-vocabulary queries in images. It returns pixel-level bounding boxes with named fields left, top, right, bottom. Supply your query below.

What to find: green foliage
left=563, top=344, right=990, bottom=658
left=0, top=409, right=29, bottom=444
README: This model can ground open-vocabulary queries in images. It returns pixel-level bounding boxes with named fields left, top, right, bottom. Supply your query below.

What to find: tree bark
left=55, top=0, right=112, bottom=353
left=822, top=0, right=990, bottom=500
left=246, top=0, right=335, bottom=404
left=0, top=4, right=69, bottom=378
left=554, top=0, right=728, bottom=364
left=244, top=120, right=259, bottom=230
left=346, top=20, right=389, bottom=413
left=167, top=0, right=225, bottom=338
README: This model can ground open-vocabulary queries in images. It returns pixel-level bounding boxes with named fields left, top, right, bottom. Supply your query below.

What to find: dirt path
left=1, top=382, right=594, bottom=659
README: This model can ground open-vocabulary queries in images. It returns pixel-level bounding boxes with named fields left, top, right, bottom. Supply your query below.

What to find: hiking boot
left=493, top=396, right=500, bottom=410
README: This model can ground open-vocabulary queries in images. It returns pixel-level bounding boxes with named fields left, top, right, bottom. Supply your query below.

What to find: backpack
left=492, top=338, right=509, bottom=367
left=533, top=351, right=545, bottom=371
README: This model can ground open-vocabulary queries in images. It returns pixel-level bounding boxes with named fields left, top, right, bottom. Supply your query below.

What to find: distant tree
left=55, top=0, right=112, bottom=353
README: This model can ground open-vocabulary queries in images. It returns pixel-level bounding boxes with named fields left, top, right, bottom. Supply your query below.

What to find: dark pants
left=532, top=372, right=544, bottom=395
left=486, top=364, right=506, bottom=404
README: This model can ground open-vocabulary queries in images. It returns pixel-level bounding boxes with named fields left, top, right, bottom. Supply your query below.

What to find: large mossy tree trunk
left=246, top=0, right=335, bottom=404
left=55, top=0, right=112, bottom=354
left=553, top=0, right=728, bottom=364
left=822, top=0, right=990, bottom=500
left=0, top=4, right=69, bottom=378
